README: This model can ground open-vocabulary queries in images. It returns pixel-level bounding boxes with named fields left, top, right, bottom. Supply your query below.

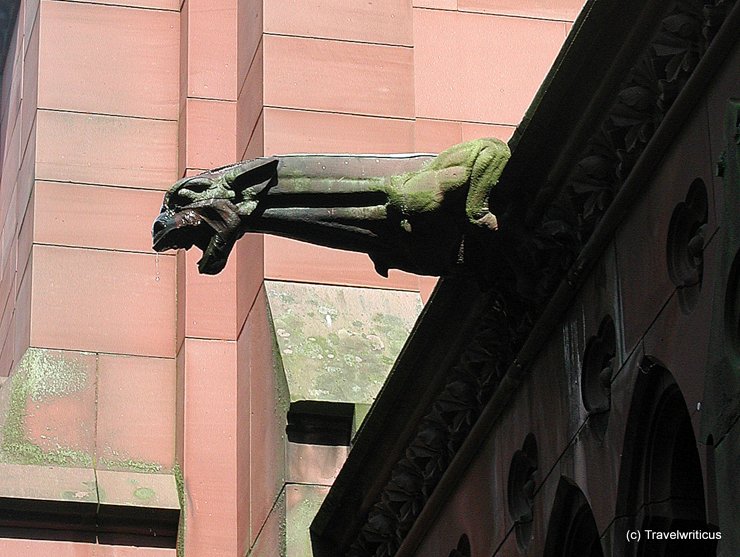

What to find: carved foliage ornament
left=557, top=0, right=718, bottom=248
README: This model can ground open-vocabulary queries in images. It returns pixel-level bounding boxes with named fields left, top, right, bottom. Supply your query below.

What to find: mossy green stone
left=266, top=281, right=422, bottom=404
left=134, top=486, right=156, bottom=501
left=0, top=348, right=93, bottom=467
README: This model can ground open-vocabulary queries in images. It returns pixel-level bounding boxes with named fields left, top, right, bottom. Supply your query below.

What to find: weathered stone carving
left=153, top=138, right=510, bottom=277
left=667, top=179, right=708, bottom=312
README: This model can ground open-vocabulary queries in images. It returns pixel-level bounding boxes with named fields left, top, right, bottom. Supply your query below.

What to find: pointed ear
left=226, top=157, right=279, bottom=200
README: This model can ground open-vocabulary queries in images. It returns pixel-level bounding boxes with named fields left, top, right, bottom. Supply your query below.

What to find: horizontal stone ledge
left=0, top=463, right=179, bottom=548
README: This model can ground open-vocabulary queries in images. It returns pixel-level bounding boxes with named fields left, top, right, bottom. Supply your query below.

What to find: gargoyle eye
left=182, top=179, right=212, bottom=194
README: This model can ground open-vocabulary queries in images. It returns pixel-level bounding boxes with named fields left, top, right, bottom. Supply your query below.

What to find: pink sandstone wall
left=0, top=0, right=33, bottom=379
left=0, top=0, right=179, bottom=554
left=29, top=0, right=179, bottom=460
left=0, top=0, right=179, bottom=452
left=178, top=2, right=257, bottom=557
left=0, top=0, right=583, bottom=555
left=0, top=538, right=177, bottom=557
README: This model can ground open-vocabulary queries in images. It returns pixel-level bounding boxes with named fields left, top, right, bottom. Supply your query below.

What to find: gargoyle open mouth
left=152, top=199, right=242, bottom=275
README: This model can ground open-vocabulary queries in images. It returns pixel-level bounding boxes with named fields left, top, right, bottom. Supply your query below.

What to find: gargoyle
left=152, top=138, right=510, bottom=277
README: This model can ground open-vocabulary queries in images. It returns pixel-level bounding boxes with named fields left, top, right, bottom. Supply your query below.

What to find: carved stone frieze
left=348, top=291, right=526, bottom=556
left=562, top=0, right=716, bottom=241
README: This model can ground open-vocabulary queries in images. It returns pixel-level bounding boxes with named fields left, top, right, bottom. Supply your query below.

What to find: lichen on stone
left=134, top=486, right=156, bottom=501
left=286, top=486, right=329, bottom=556
left=20, top=348, right=88, bottom=402
left=173, top=463, right=186, bottom=557
left=0, top=348, right=93, bottom=467
left=99, top=455, right=163, bottom=474
left=265, top=281, right=422, bottom=404
left=62, top=488, right=96, bottom=502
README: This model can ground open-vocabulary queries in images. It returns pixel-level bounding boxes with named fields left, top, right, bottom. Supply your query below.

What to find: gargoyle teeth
left=180, top=210, right=202, bottom=227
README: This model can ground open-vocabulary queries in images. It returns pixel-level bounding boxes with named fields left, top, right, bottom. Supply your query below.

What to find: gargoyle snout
left=152, top=214, right=167, bottom=237
left=151, top=208, right=178, bottom=251
left=152, top=207, right=173, bottom=235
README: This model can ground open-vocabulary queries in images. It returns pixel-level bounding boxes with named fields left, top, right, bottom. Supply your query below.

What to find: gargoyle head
left=152, top=157, right=278, bottom=274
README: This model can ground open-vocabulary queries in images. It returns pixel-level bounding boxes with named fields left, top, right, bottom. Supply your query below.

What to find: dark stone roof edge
left=397, top=4, right=740, bottom=552
left=313, top=0, right=738, bottom=554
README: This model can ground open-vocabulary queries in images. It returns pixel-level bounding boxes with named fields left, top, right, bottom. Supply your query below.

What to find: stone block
left=265, top=280, right=422, bottom=403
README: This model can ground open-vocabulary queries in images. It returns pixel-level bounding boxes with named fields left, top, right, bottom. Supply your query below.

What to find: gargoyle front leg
left=465, top=139, right=510, bottom=231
